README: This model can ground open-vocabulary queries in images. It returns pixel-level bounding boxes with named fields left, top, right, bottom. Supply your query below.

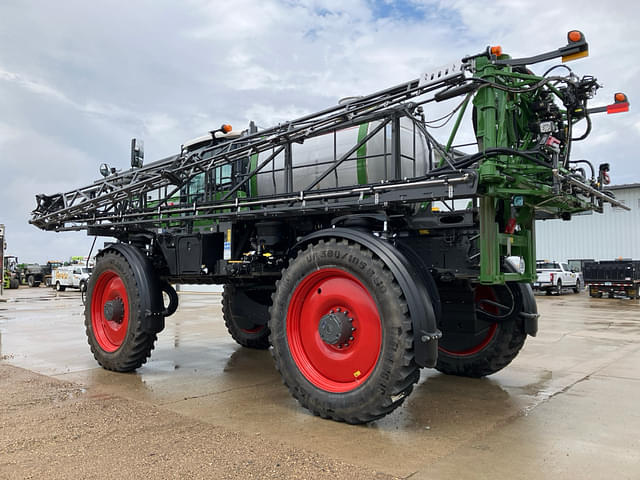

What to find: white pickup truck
left=534, top=261, right=583, bottom=295
left=52, top=266, right=92, bottom=292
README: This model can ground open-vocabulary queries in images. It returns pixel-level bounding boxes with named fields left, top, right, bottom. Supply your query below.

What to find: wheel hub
left=318, top=308, right=353, bottom=347
left=103, top=298, right=125, bottom=323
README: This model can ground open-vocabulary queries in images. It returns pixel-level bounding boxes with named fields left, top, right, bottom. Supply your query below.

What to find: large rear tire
left=84, top=251, right=157, bottom=372
left=222, top=284, right=271, bottom=349
left=270, top=238, right=419, bottom=424
left=435, top=281, right=529, bottom=378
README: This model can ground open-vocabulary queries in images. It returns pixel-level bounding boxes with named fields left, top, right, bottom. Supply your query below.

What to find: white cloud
left=0, top=0, right=638, bottom=262
left=0, top=68, right=71, bottom=104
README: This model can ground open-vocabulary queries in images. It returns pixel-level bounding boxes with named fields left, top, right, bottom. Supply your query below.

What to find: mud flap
left=297, top=228, right=441, bottom=368
left=101, top=243, right=165, bottom=334
left=514, top=283, right=538, bottom=336
left=504, top=262, right=538, bottom=337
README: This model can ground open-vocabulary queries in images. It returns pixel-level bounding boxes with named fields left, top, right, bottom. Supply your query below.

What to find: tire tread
left=269, top=238, right=419, bottom=424
left=222, top=285, right=271, bottom=349
left=84, top=251, right=157, bottom=372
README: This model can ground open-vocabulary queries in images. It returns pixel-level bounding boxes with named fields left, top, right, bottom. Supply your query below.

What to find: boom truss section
left=30, top=64, right=471, bottom=233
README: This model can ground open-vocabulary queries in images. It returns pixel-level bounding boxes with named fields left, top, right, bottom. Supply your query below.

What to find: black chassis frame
left=99, top=203, right=491, bottom=369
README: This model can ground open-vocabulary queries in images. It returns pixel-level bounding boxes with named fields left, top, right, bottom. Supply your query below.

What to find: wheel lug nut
left=349, top=336, right=354, bottom=341
left=330, top=309, right=334, bottom=314
left=349, top=318, right=353, bottom=322
left=351, top=327, right=356, bottom=332
left=336, top=307, right=341, bottom=312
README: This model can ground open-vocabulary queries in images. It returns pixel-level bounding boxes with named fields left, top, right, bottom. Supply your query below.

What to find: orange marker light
left=614, top=92, right=627, bottom=103
left=222, top=124, right=232, bottom=133
left=490, top=45, right=502, bottom=56
left=568, top=30, right=583, bottom=43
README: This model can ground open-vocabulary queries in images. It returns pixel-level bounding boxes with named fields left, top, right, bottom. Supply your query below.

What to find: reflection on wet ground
left=1, top=286, right=639, bottom=478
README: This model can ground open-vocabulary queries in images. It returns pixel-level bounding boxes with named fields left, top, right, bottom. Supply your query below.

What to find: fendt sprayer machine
left=30, top=32, right=630, bottom=423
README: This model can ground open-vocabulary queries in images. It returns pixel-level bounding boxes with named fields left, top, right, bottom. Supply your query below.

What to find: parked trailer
left=583, top=260, right=640, bottom=298
left=30, top=32, right=630, bottom=423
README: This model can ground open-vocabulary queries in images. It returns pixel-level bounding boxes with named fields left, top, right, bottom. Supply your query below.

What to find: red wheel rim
left=286, top=268, right=382, bottom=393
left=91, top=270, right=129, bottom=352
left=439, top=285, right=499, bottom=357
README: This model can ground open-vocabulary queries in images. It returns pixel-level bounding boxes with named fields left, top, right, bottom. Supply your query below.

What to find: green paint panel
left=249, top=153, right=258, bottom=197
left=356, top=123, right=369, bottom=185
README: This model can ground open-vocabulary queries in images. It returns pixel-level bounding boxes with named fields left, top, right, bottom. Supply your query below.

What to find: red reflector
left=607, top=102, right=629, bottom=114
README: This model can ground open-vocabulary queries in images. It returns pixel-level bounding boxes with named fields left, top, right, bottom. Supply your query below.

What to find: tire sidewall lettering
left=301, top=246, right=385, bottom=295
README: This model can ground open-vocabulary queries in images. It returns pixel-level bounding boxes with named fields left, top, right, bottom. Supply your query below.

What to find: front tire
left=55, top=281, right=66, bottom=292
left=222, top=284, right=271, bottom=349
left=270, top=239, right=419, bottom=424
left=556, top=280, right=563, bottom=295
left=84, top=251, right=157, bottom=372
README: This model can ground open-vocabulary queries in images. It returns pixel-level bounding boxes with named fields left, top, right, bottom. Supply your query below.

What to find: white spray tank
left=250, top=98, right=431, bottom=197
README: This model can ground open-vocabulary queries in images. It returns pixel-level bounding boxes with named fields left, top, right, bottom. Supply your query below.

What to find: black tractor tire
left=222, top=284, right=271, bottom=349
left=55, top=281, right=66, bottom=292
left=573, top=279, right=581, bottom=294
left=435, top=280, right=532, bottom=378
left=27, top=275, right=35, bottom=287
left=270, top=238, right=419, bottom=424
left=79, top=280, right=87, bottom=293
left=84, top=251, right=157, bottom=372
left=9, top=278, right=19, bottom=289
left=556, top=280, right=563, bottom=295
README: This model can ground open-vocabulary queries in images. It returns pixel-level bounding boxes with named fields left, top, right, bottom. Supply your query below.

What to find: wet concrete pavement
left=1, top=287, right=639, bottom=478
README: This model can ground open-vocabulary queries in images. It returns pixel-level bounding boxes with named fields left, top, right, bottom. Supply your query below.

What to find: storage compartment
left=158, top=233, right=224, bottom=275
left=177, top=233, right=224, bottom=274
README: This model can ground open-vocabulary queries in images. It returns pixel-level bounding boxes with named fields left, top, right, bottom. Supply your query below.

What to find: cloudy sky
left=1, top=0, right=638, bottom=263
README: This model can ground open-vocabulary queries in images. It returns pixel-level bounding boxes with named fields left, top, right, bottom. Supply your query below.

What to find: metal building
left=536, top=183, right=640, bottom=263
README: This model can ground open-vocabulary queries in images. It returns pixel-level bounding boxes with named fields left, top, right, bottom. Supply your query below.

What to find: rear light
left=550, top=273, right=555, bottom=282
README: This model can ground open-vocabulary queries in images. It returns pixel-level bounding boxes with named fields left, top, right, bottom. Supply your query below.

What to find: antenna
left=131, top=138, right=144, bottom=168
